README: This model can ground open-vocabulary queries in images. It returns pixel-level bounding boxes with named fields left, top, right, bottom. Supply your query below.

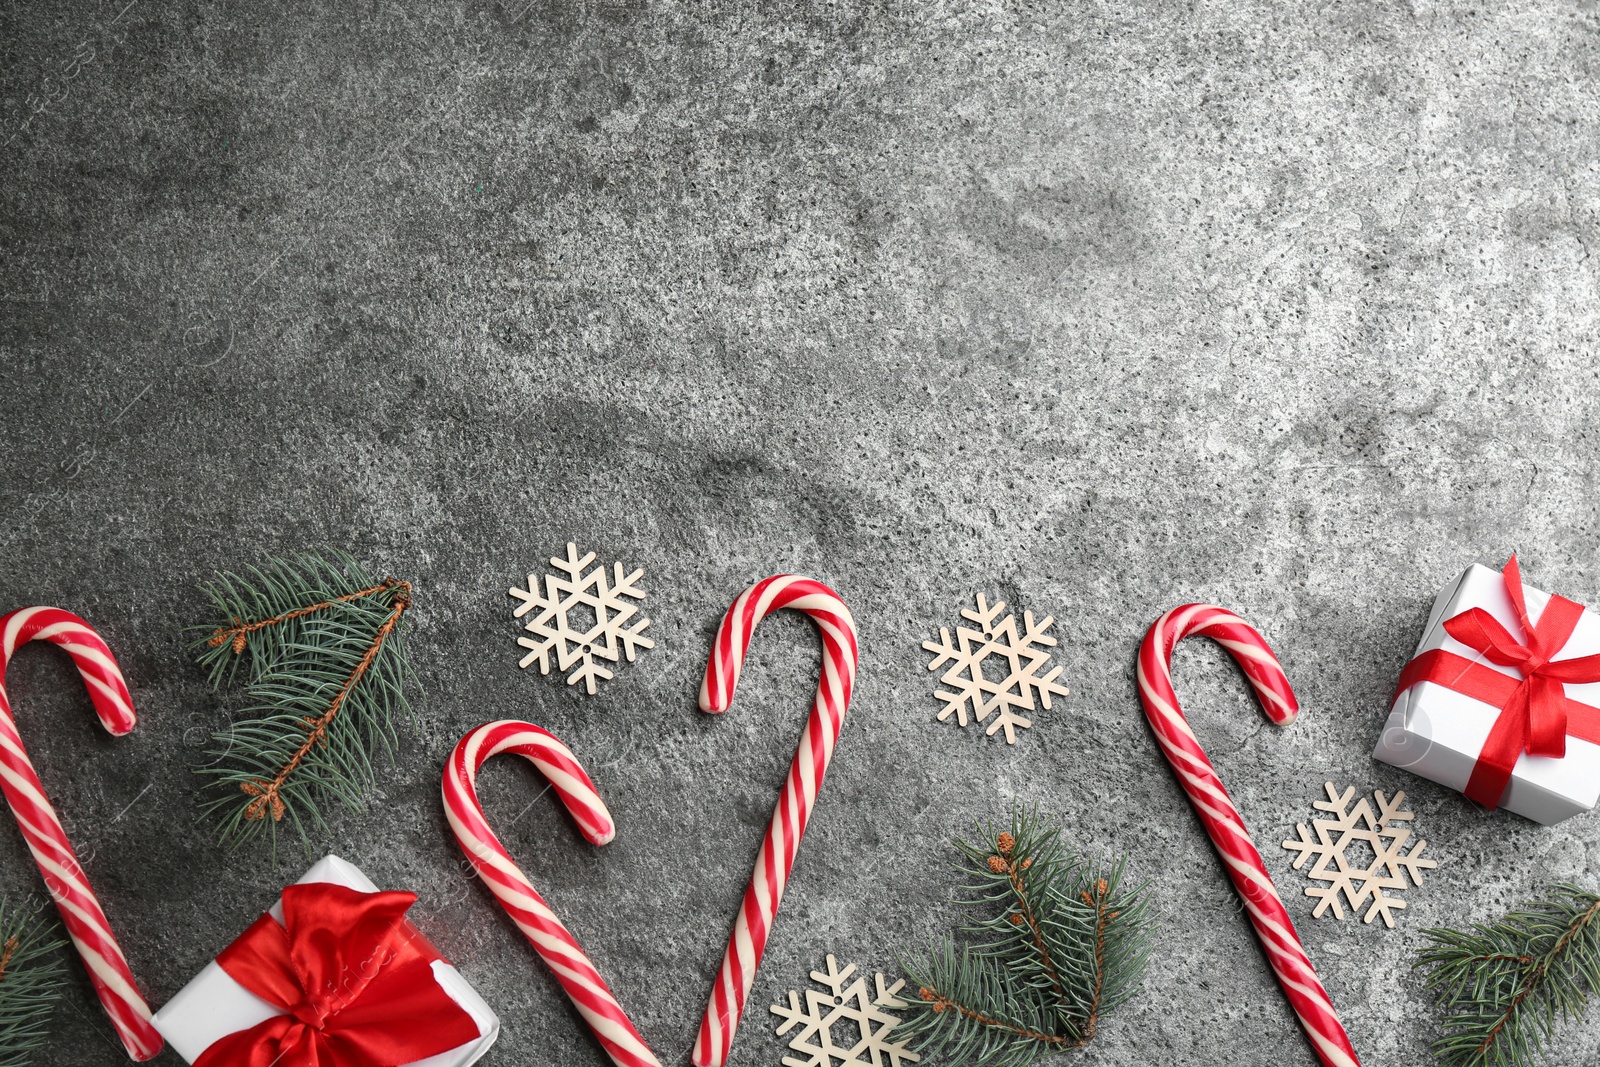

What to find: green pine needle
left=0, top=896, right=67, bottom=1066
left=190, top=551, right=417, bottom=851
left=1417, top=882, right=1600, bottom=1067
left=897, top=808, right=1154, bottom=1067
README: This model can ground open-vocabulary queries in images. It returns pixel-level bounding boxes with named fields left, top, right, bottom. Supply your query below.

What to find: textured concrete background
left=4, top=1, right=1600, bottom=1064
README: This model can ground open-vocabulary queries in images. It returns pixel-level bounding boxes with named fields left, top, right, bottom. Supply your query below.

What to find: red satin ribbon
left=193, top=882, right=480, bottom=1067
left=1392, top=555, right=1600, bottom=809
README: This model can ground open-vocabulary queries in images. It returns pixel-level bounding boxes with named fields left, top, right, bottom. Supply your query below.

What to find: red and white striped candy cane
left=1138, top=604, right=1359, bottom=1067
left=443, top=720, right=659, bottom=1067
left=0, top=607, right=162, bottom=1061
left=693, top=575, right=858, bottom=1067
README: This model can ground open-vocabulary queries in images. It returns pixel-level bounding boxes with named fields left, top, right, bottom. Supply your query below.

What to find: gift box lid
left=153, top=855, right=499, bottom=1067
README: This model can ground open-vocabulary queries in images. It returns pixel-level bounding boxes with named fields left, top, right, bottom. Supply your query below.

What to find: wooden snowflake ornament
left=771, top=955, right=920, bottom=1067
left=1281, top=782, right=1438, bottom=928
left=922, top=594, right=1069, bottom=744
left=508, top=543, right=655, bottom=694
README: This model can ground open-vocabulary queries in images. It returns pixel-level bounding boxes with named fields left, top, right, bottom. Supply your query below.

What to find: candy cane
left=443, top=720, right=659, bottom=1067
left=0, top=607, right=162, bottom=1061
left=1138, top=604, right=1359, bottom=1067
left=693, top=575, right=858, bottom=1067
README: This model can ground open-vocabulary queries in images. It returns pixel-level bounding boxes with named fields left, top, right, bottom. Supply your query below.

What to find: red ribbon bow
left=1393, top=555, right=1600, bottom=809
left=194, top=882, right=480, bottom=1067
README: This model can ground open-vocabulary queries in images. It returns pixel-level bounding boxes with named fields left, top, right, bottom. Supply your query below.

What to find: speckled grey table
left=4, top=1, right=1600, bottom=1065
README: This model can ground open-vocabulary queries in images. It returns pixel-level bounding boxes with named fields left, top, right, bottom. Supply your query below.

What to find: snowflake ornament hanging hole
left=922, top=593, right=1069, bottom=744
left=1282, top=782, right=1438, bottom=928
left=509, top=543, right=656, bottom=695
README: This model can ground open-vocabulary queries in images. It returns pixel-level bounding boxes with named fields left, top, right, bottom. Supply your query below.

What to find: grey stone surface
left=4, top=0, right=1600, bottom=1064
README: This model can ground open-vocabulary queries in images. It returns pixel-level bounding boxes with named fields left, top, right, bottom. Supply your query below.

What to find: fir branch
left=0, top=896, right=67, bottom=1066
left=1417, top=883, right=1600, bottom=1067
left=190, top=551, right=417, bottom=850
left=898, top=809, right=1154, bottom=1067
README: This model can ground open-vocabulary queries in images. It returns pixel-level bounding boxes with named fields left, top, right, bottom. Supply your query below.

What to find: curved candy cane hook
left=1138, top=604, right=1360, bottom=1067
left=694, top=575, right=859, bottom=1067
left=443, top=720, right=660, bottom=1067
left=0, top=607, right=162, bottom=1061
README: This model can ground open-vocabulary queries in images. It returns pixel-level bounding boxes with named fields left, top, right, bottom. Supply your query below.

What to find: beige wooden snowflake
left=922, top=594, right=1069, bottom=744
left=771, top=955, right=920, bottom=1067
left=508, top=543, right=654, bottom=695
left=1281, top=782, right=1438, bottom=928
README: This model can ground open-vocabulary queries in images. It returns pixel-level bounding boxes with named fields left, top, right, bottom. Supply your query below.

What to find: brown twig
left=1473, top=896, right=1600, bottom=1057
left=989, top=832, right=1069, bottom=1006
left=0, top=935, right=18, bottom=985
left=240, top=580, right=412, bottom=821
left=917, top=987, right=1072, bottom=1046
left=1078, top=879, right=1112, bottom=1044
left=208, top=579, right=399, bottom=654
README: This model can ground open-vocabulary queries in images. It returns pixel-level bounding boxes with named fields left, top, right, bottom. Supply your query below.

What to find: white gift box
left=152, top=855, right=499, bottom=1067
left=1372, top=562, right=1600, bottom=825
